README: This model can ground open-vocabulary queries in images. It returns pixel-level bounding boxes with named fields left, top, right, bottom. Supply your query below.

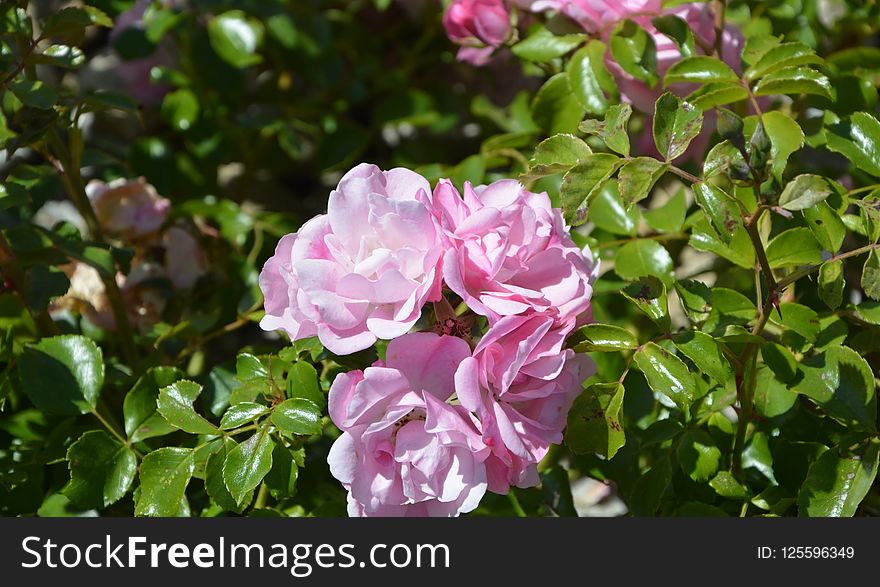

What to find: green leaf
left=862, top=248, right=880, bottom=301
left=531, top=73, right=586, bottom=135
left=618, top=157, right=666, bottom=208
left=761, top=110, right=804, bottom=179
left=818, top=260, right=845, bottom=310
left=525, top=133, right=592, bottom=181
left=614, top=240, right=673, bottom=284
left=207, top=10, right=264, bottom=68
left=157, top=381, right=220, bottom=435
left=531, top=134, right=592, bottom=167
left=644, top=188, right=686, bottom=232
left=703, top=140, right=749, bottom=179
left=743, top=432, right=776, bottom=483
left=287, top=361, right=327, bottom=409
left=134, top=447, right=194, bottom=517
left=598, top=103, right=632, bottom=156
left=665, top=56, right=739, bottom=85
left=704, top=288, right=757, bottom=335
left=795, top=346, right=877, bottom=432
left=82, top=90, right=138, bottom=113
left=653, top=93, right=703, bottom=161
left=220, top=402, right=270, bottom=430
left=692, top=182, right=743, bottom=244
left=566, top=383, right=626, bottom=459
left=236, top=352, right=268, bottom=381
left=0, top=182, right=30, bottom=210
left=633, top=342, right=696, bottom=410
left=22, top=265, right=69, bottom=312
left=622, top=277, right=670, bottom=330
left=588, top=180, right=639, bottom=236
left=710, top=471, right=748, bottom=500
left=675, top=279, right=713, bottom=324
left=770, top=303, right=820, bottom=342
left=10, top=79, right=58, bottom=109
left=574, top=324, right=639, bottom=352
left=753, top=364, right=798, bottom=419
left=677, top=430, right=721, bottom=482
left=804, top=202, right=847, bottom=253
left=753, top=66, right=833, bottom=99
left=559, top=153, right=621, bottom=226
left=566, top=41, right=615, bottom=115
left=778, top=174, right=833, bottom=210
left=42, top=6, right=111, bottom=42
left=824, top=113, right=880, bottom=178
left=798, top=443, right=879, bottom=517
left=751, top=486, right=796, bottom=515
left=539, top=466, right=577, bottom=517
left=19, top=335, right=103, bottom=415
left=32, top=44, right=85, bottom=68
left=672, top=331, right=733, bottom=385
left=161, top=88, right=200, bottom=132
left=271, top=398, right=323, bottom=436
left=742, top=34, right=781, bottom=70
left=651, top=15, right=695, bottom=58
left=609, top=19, right=658, bottom=85
left=264, top=442, right=299, bottom=500
left=630, top=458, right=671, bottom=516
left=746, top=42, right=823, bottom=80
left=765, top=228, right=823, bottom=268
left=512, top=28, right=584, bottom=62
left=205, top=443, right=252, bottom=513
left=685, top=82, right=749, bottom=110
left=223, top=428, right=274, bottom=505
left=761, top=342, right=798, bottom=383
left=63, top=431, right=136, bottom=510
left=852, top=302, right=880, bottom=326
left=123, top=367, right=182, bottom=441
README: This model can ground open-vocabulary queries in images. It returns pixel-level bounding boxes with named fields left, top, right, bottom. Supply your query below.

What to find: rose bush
left=1, top=0, right=879, bottom=519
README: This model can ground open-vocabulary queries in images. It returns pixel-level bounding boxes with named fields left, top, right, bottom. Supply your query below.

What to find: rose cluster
left=259, top=163, right=597, bottom=516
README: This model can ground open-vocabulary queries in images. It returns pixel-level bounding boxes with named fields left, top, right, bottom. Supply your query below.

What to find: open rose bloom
left=259, top=163, right=443, bottom=355
left=261, top=164, right=598, bottom=516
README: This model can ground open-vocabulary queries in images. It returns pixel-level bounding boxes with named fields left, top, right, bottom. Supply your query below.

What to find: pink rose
left=444, top=0, right=512, bottom=65
left=259, top=163, right=444, bottom=355
left=86, top=177, right=171, bottom=239
left=455, top=314, right=594, bottom=492
left=430, top=178, right=596, bottom=327
left=444, top=0, right=511, bottom=48
left=327, top=333, right=488, bottom=517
